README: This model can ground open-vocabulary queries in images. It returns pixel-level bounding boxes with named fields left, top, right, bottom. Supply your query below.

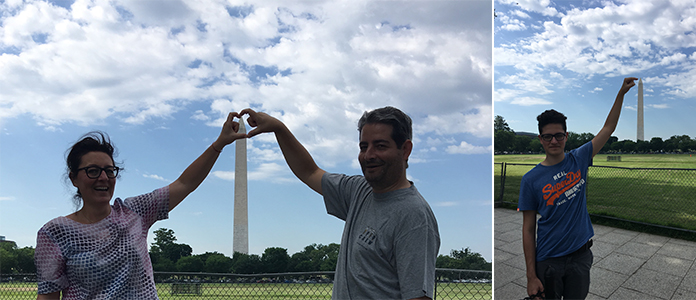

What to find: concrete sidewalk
left=494, top=208, right=696, bottom=300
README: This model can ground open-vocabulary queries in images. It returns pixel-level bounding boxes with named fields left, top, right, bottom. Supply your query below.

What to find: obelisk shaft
left=637, top=78, right=644, bottom=141
left=233, top=120, right=249, bottom=254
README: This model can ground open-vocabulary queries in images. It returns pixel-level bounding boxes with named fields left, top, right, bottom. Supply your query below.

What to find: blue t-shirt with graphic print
left=518, top=141, right=594, bottom=262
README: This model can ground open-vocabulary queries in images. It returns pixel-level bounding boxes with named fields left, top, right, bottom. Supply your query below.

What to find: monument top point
left=237, top=117, right=246, bottom=133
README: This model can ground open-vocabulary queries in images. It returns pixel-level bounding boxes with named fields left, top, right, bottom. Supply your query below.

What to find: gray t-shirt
left=322, top=173, right=440, bottom=300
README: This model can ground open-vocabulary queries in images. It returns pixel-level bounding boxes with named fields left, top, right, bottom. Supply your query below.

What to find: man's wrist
left=526, top=271, right=538, bottom=280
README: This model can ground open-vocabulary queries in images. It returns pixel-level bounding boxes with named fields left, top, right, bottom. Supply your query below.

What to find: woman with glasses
left=34, top=112, right=246, bottom=300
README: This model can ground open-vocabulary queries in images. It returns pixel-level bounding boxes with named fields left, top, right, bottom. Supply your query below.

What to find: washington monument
left=233, top=119, right=249, bottom=254
left=637, top=78, right=644, bottom=141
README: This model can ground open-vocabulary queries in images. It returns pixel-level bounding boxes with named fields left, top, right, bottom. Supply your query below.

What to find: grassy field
left=495, top=153, right=696, bottom=235
left=0, top=282, right=492, bottom=300
left=158, top=282, right=332, bottom=299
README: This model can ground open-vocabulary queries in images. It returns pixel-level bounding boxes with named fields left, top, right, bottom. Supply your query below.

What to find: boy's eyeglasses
left=540, top=133, right=566, bottom=142
left=78, top=166, right=120, bottom=179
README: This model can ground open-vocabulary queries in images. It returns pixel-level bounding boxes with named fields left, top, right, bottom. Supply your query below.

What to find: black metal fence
left=0, top=269, right=491, bottom=299
left=495, top=162, right=696, bottom=233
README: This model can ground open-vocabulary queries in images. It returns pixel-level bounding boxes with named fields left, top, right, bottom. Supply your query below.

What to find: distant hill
left=515, top=131, right=537, bottom=137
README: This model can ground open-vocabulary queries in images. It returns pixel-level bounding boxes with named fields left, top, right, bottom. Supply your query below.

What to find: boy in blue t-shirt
left=519, top=77, right=638, bottom=300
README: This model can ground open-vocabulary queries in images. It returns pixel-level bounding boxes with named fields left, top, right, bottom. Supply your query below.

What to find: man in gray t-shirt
left=240, top=106, right=440, bottom=300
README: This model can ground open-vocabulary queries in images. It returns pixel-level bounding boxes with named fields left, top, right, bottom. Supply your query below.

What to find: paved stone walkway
left=495, top=208, right=696, bottom=300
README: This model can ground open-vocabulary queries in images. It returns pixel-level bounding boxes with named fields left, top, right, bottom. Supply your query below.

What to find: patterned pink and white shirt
left=35, top=187, right=169, bottom=299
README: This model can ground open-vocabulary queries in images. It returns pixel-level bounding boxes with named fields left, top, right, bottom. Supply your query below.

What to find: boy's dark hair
left=357, top=106, right=412, bottom=148
left=65, top=131, right=121, bottom=207
left=537, top=109, right=567, bottom=134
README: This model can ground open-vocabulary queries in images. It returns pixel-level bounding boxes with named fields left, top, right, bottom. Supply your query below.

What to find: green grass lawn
left=495, top=153, right=696, bottom=234
left=156, top=283, right=491, bottom=300
left=0, top=282, right=491, bottom=300
left=157, top=283, right=333, bottom=299
left=436, top=282, right=492, bottom=300
left=0, top=283, right=35, bottom=300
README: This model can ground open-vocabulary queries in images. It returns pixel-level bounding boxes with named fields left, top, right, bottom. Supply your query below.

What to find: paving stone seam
left=666, top=255, right=696, bottom=300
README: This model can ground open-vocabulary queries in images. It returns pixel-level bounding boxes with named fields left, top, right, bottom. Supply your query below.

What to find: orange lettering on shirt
left=542, top=170, right=582, bottom=206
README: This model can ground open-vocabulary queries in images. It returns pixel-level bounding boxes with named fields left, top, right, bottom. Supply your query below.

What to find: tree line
left=148, top=228, right=341, bottom=274
left=0, top=228, right=490, bottom=274
left=0, top=241, right=35, bottom=274
left=148, top=228, right=492, bottom=274
left=495, top=115, right=696, bottom=154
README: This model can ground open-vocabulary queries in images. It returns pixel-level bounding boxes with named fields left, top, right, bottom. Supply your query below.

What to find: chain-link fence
left=495, top=162, right=696, bottom=233
left=435, top=269, right=491, bottom=300
left=1, top=269, right=491, bottom=299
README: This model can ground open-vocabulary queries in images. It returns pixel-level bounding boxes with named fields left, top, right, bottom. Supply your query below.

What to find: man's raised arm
left=591, top=77, right=638, bottom=157
left=240, top=108, right=326, bottom=194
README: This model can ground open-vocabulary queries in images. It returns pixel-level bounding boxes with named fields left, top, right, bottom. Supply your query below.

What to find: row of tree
left=148, top=228, right=341, bottom=274
left=0, top=241, right=34, bottom=274
left=495, top=115, right=696, bottom=153
left=149, top=228, right=492, bottom=274
left=0, top=228, right=490, bottom=275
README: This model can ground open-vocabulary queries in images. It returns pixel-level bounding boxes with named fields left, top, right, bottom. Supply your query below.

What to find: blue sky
left=495, top=0, right=696, bottom=140
left=0, top=0, right=493, bottom=261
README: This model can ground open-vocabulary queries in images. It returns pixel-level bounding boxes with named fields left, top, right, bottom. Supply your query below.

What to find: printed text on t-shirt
left=543, top=169, right=582, bottom=206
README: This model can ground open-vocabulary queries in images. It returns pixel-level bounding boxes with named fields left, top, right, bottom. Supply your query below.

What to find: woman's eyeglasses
left=78, top=166, right=120, bottom=179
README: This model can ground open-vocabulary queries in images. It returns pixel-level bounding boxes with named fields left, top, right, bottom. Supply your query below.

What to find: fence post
left=433, top=278, right=437, bottom=300
left=497, top=162, right=507, bottom=206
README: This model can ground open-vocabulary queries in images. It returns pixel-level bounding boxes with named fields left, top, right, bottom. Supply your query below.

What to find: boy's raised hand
left=619, top=77, right=639, bottom=95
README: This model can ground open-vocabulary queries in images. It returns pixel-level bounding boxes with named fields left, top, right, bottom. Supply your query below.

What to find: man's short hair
left=537, top=109, right=567, bottom=134
left=357, top=106, right=412, bottom=148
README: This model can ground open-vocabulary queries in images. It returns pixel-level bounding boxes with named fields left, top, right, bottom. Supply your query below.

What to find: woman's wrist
left=211, top=141, right=223, bottom=153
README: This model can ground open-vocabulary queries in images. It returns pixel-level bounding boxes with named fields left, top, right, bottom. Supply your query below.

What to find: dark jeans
left=536, top=247, right=593, bottom=300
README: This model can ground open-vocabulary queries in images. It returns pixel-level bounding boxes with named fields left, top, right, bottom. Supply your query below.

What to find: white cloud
left=0, top=196, right=15, bottom=201
left=212, top=170, right=235, bottom=181
left=660, top=53, right=688, bottom=66
left=649, top=104, right=670, bottom=109
left=249, top=146, right=282, bottom=163
left=423, top=137, right=455, bottom=149
left=434, top=201, right=459, bottom=207
left=494, top=88, right=523, bottom=102
left=498, top=0, right=561, bottom=17
left=191, top=110, right=209, bottom=121
left=510, top=97, right=552, bottom=106
left=0, top=1, right=490, bottom=119
left=498, top=74, right=554, bottom=95
left=0, top=1, right=490, bottom=167
left=248, top=163, right=295, bottom=183
left=419, top=105, right=492, bottom=138
left=497, top=13, right=528, bottom=32
left=512, top=10, right=531, bottom=19
left=445, top=141, right=492, bottom=154
left=143, top=174, right=169, bottom=182
left=408, top=156, right=427, bottom=165
left=501, top=23, right=527, bottom=31
left=495, top=0, right=696, bottom=99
